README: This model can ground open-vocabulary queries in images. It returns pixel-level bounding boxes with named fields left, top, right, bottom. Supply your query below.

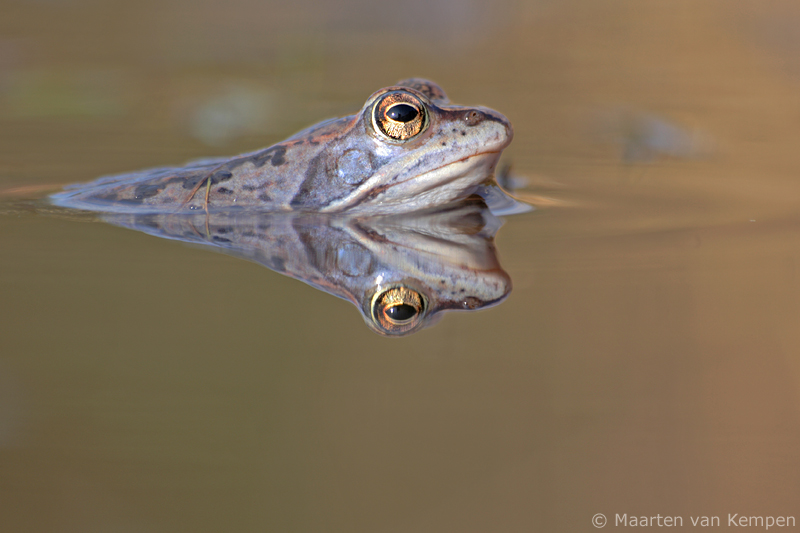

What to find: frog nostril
left=464, top=110, right=484, bottom=126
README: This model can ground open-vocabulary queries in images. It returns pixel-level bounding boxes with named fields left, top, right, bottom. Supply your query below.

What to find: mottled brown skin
left=52, top=79, right=513, bottom=215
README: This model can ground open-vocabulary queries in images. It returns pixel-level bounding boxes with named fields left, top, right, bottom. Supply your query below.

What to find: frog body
left=51, top=79, right=513, bottom=215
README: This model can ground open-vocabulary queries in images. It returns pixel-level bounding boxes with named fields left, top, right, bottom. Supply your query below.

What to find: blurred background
left=2, top=0, right=800, bottom=531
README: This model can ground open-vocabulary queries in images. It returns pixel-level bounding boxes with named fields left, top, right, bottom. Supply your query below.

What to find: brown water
left=2, top=1, right=800, bottom=531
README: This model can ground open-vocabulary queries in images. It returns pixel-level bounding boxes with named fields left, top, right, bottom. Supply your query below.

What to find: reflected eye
left=385, top=302, right=417, bottom=321
left=371, top=286, right=426, bottom=334
left=373, top=91, right=427, bottom=141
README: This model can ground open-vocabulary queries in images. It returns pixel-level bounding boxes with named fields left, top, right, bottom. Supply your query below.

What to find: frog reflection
left=104, top=196, right=511, bottom=336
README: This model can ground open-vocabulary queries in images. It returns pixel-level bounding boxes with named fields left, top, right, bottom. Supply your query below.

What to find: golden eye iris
left=371, top=286, right=426, bottom=334
left=373, top=91, right=426, bottom=141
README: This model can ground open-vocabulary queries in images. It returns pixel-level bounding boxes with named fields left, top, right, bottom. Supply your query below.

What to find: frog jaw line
left=323, top=150, right=502, bottom=214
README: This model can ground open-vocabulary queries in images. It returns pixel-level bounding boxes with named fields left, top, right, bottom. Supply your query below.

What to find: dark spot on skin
left=461, top=131, right=466, bottom=136
left=250, top=145, right=287, bottom=167
left=271, top=148, right=286, bottom=166
left=176, top=168, right=234, bottom=194
left=212, top=236, right=232, bottom=243
left=133, top=182, right=165, bottom=200
left=266, top=256, right=285, bottom=272
left=138, top=215, right=160, bottom=229
left=441, top=142, right=447, bottom=146
left=181, top=174, right=204, bottom=190
left=217, top=187, right=233, bottom=194
left=212, top=170, right=233, bottom=182
left=181, top=169, right=231, bottom=190
left=216, top=227, right=230, bottom=234
left=258, top=192, right=271, bottom=202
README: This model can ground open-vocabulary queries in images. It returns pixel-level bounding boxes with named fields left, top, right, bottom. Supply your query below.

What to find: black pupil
left=387, top=104, right=418, bottom=123
left=385, top=303, right=417, bottom=322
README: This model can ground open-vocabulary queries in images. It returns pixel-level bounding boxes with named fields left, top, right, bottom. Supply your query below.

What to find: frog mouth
left=376, top=149, right=504, bottom=202
left=326, top=150, right=504, bottom=214
left=407, top=150, right=503, bottom=191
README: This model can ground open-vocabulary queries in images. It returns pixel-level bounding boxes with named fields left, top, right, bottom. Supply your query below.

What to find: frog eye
left=372, top=91, right=427, bottom=141
left=371, top=286, right=427, bottom=334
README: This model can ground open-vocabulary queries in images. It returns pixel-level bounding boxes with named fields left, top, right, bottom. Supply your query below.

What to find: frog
left=51, top=79, right=513, bottom=215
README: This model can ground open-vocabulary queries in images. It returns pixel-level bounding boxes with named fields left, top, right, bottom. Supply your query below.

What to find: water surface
left=2, top=1, right=800, bottom=531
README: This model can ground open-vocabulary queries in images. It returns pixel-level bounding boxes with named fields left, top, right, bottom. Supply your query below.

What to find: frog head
left=290, top=79, right=513, bottom=214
